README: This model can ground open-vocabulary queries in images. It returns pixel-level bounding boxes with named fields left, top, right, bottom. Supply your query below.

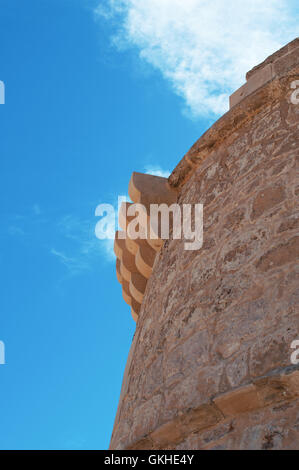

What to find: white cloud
left=95, top=0, right=298, bottom=117
left=50, top=248, right=86, bottom=273
left=101, top=239, right=115, bottom=260
left=144, top=165, right=170, bottom=178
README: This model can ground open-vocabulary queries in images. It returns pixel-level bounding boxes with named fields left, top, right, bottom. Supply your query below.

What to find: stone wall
left=110, top=41, right=299, bottom=450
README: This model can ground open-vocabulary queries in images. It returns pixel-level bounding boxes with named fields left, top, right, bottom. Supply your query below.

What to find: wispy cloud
left=50, top=248, right=88, bottom=274
left=6, top=205, right=42, bottom=237
left=100, top=239, right=115, bottom=260
left=51, top=214, right=114, bottom=275
left=95, top=0, right=298, bottom=117
left=144, top=165, right=170, bottom=178
left=8, top=225, right=25, bottom=236
left=5, top=203, right=117, bottom=276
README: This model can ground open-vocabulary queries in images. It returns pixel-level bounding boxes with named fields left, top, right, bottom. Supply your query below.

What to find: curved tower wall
left=110, top=39, right=299, bottom=450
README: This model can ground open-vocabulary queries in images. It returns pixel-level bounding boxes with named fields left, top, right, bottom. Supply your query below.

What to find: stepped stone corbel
left=114, top=172, right=178, bottom=322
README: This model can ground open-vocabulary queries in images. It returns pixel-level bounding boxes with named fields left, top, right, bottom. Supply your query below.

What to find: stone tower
left=111, top=39, right=299, bottom=450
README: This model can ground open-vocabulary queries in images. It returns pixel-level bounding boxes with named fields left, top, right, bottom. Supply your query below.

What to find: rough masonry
left=110, top=38, right=299, bottom=450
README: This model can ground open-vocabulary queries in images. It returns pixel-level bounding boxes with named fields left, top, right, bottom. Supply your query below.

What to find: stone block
left=230, top=63, right=274, bottom=108
left=214, top=384, right=262, bottom=417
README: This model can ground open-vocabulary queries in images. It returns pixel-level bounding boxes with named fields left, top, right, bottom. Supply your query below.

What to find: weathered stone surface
left=110, top=40, right=299, bottom=450
left=251, top=185, right=286, bottom=220
left=129, top=394, right=163, bottom=445
left=118, top=369, right=299, bottom=450
left=230, top=63, right=274, bottom=108
left=256, top=236, right=299, bottom=272
left=214, top=384, right=262, bottom=416
left=249, top=326, right=298, bottom=377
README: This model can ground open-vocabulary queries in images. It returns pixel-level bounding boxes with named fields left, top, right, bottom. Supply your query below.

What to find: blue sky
left=0, top=0, right=297, bottom=450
